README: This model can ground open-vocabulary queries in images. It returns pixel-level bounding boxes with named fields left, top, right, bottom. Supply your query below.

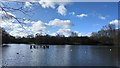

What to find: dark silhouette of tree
left=70, top=32, right=78, bottom=37
left=1, top=27, right=15, bottom=44
left=91, top=23, right=120, bottom=45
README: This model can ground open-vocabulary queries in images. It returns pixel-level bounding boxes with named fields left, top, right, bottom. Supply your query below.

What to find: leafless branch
left=0, top=2, right=36, bottom=29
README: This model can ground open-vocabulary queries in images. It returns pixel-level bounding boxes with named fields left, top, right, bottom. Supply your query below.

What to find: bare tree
left=70, top=31, right=78, bottom=37
left=0, top=1, right=35, bottom=27
left=91, top=23, right=119, bottom=45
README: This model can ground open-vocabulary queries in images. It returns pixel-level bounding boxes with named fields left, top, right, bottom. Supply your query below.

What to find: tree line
left=91, top=23, right=120, bottom=46
left=1, top=23, right=120, bottom=46
left=1, top=27, right=98, bottom=45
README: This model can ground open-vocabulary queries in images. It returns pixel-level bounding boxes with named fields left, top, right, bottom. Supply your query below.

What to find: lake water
left=2, top=44, right=119, bottom=66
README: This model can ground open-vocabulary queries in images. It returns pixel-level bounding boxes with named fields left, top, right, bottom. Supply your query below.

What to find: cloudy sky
left=0, top=1, right=119, bottom=37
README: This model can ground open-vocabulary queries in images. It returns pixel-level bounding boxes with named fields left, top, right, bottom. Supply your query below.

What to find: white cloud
left=49, top=18, right=72, bottom=28
left=0, top=18, right=27, bottom=37
left=80, top=32, right=92, bottom=37
left=109, top=19, right=119, bottom=25
left=69, top=12, right=75, bottom=15
left=57, top=28, right=71, bottom=36
left=29, top=19, right=73, bottom=37
left=0, top=21, right=23, bottom=33
left=1, top=17, right=74, bottom=37
left=0, top=11, right=18, bottom=30
left=31, top=20, right=47, bottom=32
left=24, top=2, right=32, bottom=8
left=0, top=18, right=47, bottom=37
left=78, top=33, right=82, bottom=36
left=57, top=5, right=67, bottom=16
left=109, top=19, right=119, bottom=29
left=9, top=30, right=29, bottom=37
left=1, top=1, right=70, bottom=16
left=39, top=0, right=56, bottom=8
left=0, top=10, right=87, bottom=37
left=24, top=20, right=31, bottom=24
left=0, top=11, right=15, bottom=22
left=38, top=0, right=70, bottom=16
left=76, top=14, right=88, bottom=18
left=38, top=0, right=70, bottom=8
left=99, top=16, right=106, bottom=20
left=50, top=32, right=57, bottom=36
left=50, top=29, right=83, bottom=37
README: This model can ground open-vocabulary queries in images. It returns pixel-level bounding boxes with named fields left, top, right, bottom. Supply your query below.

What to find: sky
left=0, top=1, right=119, bottom=37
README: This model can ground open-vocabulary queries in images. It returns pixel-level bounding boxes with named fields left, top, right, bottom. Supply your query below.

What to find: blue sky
left=0, top=2, right=118, bottom=37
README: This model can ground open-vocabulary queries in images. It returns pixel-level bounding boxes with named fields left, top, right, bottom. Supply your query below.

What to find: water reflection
left=2, top=44, right=119, bottom=66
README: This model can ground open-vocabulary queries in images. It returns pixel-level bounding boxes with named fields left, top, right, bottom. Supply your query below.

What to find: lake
left=2, top=44, right=119, bottom=66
